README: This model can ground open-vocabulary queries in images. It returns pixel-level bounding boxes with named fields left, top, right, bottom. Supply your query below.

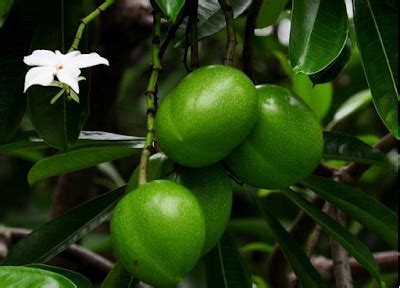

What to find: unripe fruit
left=110, top=180, right=206, bottom=287
left=155, top=65, right=258, bottom=167
left=225, top=85, right=323, bottom=189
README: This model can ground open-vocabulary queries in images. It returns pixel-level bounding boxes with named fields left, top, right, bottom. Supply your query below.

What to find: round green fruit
left=110, top=180, right=206, bottom=287
left=155, top=65, right=258, bottom=167
left=173, top=163, right=233, bottom=254
left=225, top=85, right=323, bottom=189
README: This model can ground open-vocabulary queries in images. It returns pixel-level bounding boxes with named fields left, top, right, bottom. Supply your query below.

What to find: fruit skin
left=225, top=85, right=323, bottom=189
left=110, top=180, right=206, bottom=287
left=127, top=153, right=233, bottom=255
left=173, top=163, right=233, bottom=255
left=155, top=65, right=258, bottom=167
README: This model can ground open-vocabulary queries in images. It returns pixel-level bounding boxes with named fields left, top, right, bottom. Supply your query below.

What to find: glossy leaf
left=27, top=264, right=92, bottom=288
left=0, top=266, right=76, bottom=287
left=101, top=262, right=136, bottom=288
left=254, top=197, right=326, bottom=288
left=27, top=0, right=89, bottom=150
left=301, top=175, right=398, bottom=249
left=206, top=232, right=252, bottom=288
left=289, top=0, right=348, bottom=74
left=1, top=186, right=125, bottom=265
left=28, top=140, right=143, bottom=185
left=323, top=131, right=385, bottom=165
left=155, top=0, right=185, bottom=22
left=309, top=39, right=352, bottom=85
left=283, top=188, right=383, bottom=287
left=353, top=0, right=398, bottom=138
left=0, top=0, right=39, bottom=142
left=292, top=73, right=333, bottom=120
left=327, top=89, right=372, bottom=129
left=256, top=0, right=288, bottom=28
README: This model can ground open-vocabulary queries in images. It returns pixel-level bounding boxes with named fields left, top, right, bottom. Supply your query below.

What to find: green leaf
left=289, top=0, right=349, bottom=74
left=327, top=89, right=372, bottom=129
left=0, top=1, right=39, bottom=142
left=27, top=264, right=92, bottom=288
left=309, top=39, right=352, bottom=85
left=155, top=0, right=185, bottom=22
left=206, top=232, right=253, bottom=288
left=239, top=242, right=273, bottom=254
left=0, top=266, right=76, bottom=287
left=292, top=73, right=333, bottom=120
left=353, top=0, right=398, bottom=139
left=0, top=0, right=13, bottom=25
left=254, top=197, right=326, bottom=288
left=1, top=186, right=125, bottom=265
left=101, top=262, right=136, bottom=288
left=301, top=175, right=398, bottom=249
left=256, top=0, right=288, bottom=28
left=323, top=131, right=385, bottom=165
left=28, top=140, right=143, bottom=185
left=27, top=0, right=89, bottom=150
left=283, top=188, right=383, bottom=287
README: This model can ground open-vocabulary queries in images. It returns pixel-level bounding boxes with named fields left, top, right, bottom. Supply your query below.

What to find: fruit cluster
left=111, top=65, right=323, bottom=286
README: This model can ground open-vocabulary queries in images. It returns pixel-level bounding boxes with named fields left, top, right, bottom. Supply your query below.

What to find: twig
left=0, top=226, right=10, bottom=259
left=69, top=0, right=116, bottom=52
left=218, top=0, right=236, bottom=65
left=137, top=9, right=162, bottom=186
left=188, top=0, right=199, bottom=69
left=243, top=0, right=263, bottom=81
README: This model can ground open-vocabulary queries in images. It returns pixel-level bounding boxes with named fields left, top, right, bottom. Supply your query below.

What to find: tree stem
left=218, top=0, right=236, bottom=65
left=137, top=10, right=162, bottom=186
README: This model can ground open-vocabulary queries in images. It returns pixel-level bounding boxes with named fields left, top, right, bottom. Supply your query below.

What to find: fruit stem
left=69, top=0, right=116, bottom=52
left=138, top=9, right=162, bottom=186
left=218, top=0, right=236, bottom=66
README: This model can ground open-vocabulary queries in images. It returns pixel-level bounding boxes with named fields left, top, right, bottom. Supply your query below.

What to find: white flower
left=23, top=49, right=109, bottom=95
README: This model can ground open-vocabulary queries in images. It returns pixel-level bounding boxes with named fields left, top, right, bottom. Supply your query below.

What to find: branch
left=137, top=9, right=162, bottom=186
left=188, top=0, right=199, bottom=69
left=243, top=0, right=263, bottom=81
left=218, top=0, right=236, bottom=65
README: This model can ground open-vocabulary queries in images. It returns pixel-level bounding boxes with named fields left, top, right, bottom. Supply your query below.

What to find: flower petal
left=70, top=52, right=109, bottom=69
left=23, top=50, right=58, bottom=66
left=24, top=66, right=56, bottom=92
left=56, top=67, right=81, bottom=94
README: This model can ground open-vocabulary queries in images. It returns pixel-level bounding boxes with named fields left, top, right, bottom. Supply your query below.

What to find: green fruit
left=225, top=85, right=323, bottom=189
left=155, top=65, right=258, bottom=167
left=173, top=163, right=233, bottom=254
left=110, top=180, right=206, bottom=287
left=127, top=153, right=233, bottom=255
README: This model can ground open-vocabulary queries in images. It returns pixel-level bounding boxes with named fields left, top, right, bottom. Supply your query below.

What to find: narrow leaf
left=323, top=131, right=385, bottom=165
left=101, top=262, right=136, bottom=288
left=256, top=0, right=288, bottom=28
left=1, top=186, right=125, bottom=266
left=0, top=0, right=13, bottom=25
left=206, top=232, right=252, bottom=288
left=283, top=188, right=383, bottom=286
left=301, top=175, right=398, bottom=249
left=28, top=141, right=143, bottom=185
left=155, top=0, right=185, bottom=22
left=327, top=89, right=372, bottom=129
left=289, top=0, right=348, bottom=74
left=354, top=0, right=398, bottom=138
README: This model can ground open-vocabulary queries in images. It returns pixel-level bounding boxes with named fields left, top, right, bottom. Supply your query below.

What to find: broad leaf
left=206, top=232, right=252, bottom=288
left=327, top=89, right=372, bottom=129
left=0, top=266, right=76, bottom=287
left=1, top=186, right=125, bottom=265
left=155, top=0, right=185, bottom=22
left=0, top=0, right=39, bottom=142
left=27, top=264, right=92, bottom=288
left=301, top=175, right=398, bottom=249
left=27, top=0, right=89, bottom=150
left=323, top=131, right=385, bottom=165
left=101, top=262, right=136, bottom=288
left=28, top=140, right=143, bottom=185
left=353, top=0, right=398, bottom=138
left=289, top=0, right=348, bottom=74
left=283, top=189, right=383, bottom=287
left=256, top=0, right=288, bottom=28
left=254, top=197, right=326, bottom=288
